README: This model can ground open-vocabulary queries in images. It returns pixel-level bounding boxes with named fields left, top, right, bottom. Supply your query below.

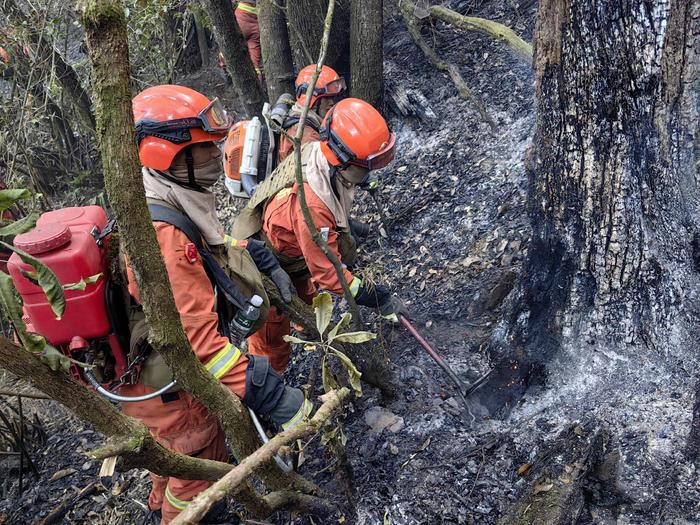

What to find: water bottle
left=229, top=295, right=263, bottom=342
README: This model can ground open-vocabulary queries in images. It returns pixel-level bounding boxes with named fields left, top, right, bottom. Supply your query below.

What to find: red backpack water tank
left=8, top=206, right=111, bottom=346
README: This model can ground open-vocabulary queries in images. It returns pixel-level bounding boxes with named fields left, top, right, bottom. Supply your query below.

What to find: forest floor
left=2, top=0, right=700, bottom=524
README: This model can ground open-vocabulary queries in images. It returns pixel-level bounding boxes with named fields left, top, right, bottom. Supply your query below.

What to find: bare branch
left=400, top=0, right=496, bottom=130
left=430, top=6, right=533, bottom=62
left=171, top=388, right=350, bottom=525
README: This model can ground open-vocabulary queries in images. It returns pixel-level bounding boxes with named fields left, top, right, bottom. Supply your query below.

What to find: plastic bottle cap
left=13, top=223, right=72, bottom=255
left=249, top=295, right=263, bottom=307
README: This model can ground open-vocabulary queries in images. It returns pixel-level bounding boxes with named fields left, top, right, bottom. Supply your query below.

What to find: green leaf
left=283, top=334, right=310, bottom=345
left=0, top=272, right=45, bottom=353
left=40, top=345, right=71, bottom=373
left=331, top=349, right=362, bottom=396
left=384, top=510, right=392, bottom=525
left=0, top=211, right=39, bottom=237
left=321, top=354, right=338, bottom=393
left=0, top=271, right=24, bottom=326
left=0, top=189, right=31, bottom=212
left=63, top=273, right=103, bottom=291
left=312, top=292, right=333, bottom=336
left=331, top=331, right=377, bottom=344
left=327, top=312, right=352, bottom=344
left=0, top=241, right=65, bottom=319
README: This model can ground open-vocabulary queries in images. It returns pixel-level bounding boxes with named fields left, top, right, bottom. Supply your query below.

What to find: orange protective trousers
left=235, top=5, right=262, bottom=77
left=123, top=223, right=250, bottom=524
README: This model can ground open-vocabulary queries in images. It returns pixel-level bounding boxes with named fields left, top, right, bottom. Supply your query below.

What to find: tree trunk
left=286, top=0, right=350, bottom=78
left=201, top=0, right=265, bottom=117
left=78, top=0, right=313, bottom=511
left=350, top=0, right=383, bottom=107
left=258, top=0, right=295, bottom=102
left=192, top=9, right=211, bottom=69
left=469, top=0, right=700, bottom=416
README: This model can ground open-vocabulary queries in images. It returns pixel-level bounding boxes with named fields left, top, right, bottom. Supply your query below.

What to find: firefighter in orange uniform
left=276, top=64, right=347, bottom=163
left=122, top=85, right=311, bottom=525
left=235, top=1, right=262, bottom=80
left=243, top=98, right=408, bottom=374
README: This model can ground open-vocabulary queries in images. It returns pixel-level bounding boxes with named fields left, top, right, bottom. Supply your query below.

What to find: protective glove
left=270, top=266, right=296, bottom=303
left=349, top=218, right=371, bottom=246
left=244, top=238, right=279, bottom=274
left=379, top=295, right=409, bottom=323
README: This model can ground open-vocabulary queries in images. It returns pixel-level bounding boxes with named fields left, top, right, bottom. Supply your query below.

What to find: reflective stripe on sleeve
left=204, top=342, right=242, bottom=380
left=350, top=277, right=362, bottom=297
left=237, top=2, right=258, bottom=14
left=222, top=234, right=238, bottom=247
left=165, top=486, right=191, bottom=511
left=281, top=398, right=314, bottom=431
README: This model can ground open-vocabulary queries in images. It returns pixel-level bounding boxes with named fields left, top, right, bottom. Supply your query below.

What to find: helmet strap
left=329, top=166, right=342, bottom=201
left=185, top=148, right=200, bottom=190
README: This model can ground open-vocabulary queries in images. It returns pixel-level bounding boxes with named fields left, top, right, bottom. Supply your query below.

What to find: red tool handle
left=400, top=315, right=468, bottom=396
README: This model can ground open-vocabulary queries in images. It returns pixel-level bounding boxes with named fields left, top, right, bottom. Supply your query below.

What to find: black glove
left=349, top=218, right=371, bottom=245
left=379, top=295, right=409, bottom=323
left=354, top=281, right=391, bottom=309
left=270, top=266, right=295, bottom=303
left=245, top=238, right=278, bottom=274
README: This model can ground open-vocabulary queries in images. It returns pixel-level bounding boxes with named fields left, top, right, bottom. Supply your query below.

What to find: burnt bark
left=78, top=0, right=315, bottom=511
left=469, top=1, right=700, bottom=415
left=350, top=0, right=383, bottom=107
left=200, top=0, right=265, bottom=117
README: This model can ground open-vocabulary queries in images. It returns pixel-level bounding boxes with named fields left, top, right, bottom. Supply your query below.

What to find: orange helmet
left=319, top=98, right=396, bottom=171
left=295, top=65, right=347, bottom=109
left=132, top=85, right=232, bottom=171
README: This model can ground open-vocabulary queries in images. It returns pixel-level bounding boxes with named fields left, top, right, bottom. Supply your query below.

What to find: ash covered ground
left=3, top=0, right=700, bottom=524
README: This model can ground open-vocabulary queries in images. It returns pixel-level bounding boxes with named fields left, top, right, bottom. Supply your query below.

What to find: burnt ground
left=3, top=0, right=700, bottom=524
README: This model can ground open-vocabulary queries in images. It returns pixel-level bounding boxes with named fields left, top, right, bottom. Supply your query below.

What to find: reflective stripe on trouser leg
left=281, top=398, right=314, bottom=431
left=350, top=277, right=362, bottom=297
left=165, top=486, right=191, bottom=511
left=204, top=343, right=242, bottom=380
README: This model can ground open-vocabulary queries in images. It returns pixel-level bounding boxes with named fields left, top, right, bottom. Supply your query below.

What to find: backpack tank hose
left=82, top=367, right=178, bottom=403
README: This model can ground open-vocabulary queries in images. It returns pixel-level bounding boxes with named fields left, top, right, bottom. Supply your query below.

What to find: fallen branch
left=171, top=388, right=350, bottom=525
left=430, top=6, right=533, bottom=62
left=0, top=389, right=52, bottom=400
left=400, top=0, right=496, bottom=130
left=34, top=481, right=101, bottom=525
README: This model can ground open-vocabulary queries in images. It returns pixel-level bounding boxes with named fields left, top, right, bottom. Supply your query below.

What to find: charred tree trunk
left=286, top=0, right=350, bottom=78
left=350, top=0, right=383, bottom=107
left=258, top=0, right=295, bottom=101
left=200, top=0, right=265, bottom=117
left=469, top=1, right=700, bottom=416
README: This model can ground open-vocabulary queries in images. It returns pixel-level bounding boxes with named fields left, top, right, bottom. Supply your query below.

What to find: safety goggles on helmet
left=296, top=77, right=347, bottom=100
left=135, top=97, right=232, bottom=144
left=320, top=123, right=397, bottom=171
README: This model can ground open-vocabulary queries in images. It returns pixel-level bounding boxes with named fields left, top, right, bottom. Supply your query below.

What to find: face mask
left=169, top=150, right=223, bottom=188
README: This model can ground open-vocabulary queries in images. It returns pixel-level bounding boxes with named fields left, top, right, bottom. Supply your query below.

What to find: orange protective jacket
left=121, top=221, right=249, bottom=453
left=263, top=182, right=354, bottom=294
left=277, top=122, right=320, bottom=164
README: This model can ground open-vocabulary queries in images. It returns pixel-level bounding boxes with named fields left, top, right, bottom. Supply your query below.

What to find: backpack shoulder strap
left=147, top=202, right=248, bottom=310
left=282, top=116, right=321, bottom=133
